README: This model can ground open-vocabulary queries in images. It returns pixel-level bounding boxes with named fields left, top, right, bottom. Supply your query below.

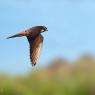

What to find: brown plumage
left=7, top=26, right=48, bottom=66
left=28, top=34, right=43, bottom=66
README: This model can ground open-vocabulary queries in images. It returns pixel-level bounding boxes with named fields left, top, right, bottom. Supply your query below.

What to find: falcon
left=7, top=26, right=48, bottom=66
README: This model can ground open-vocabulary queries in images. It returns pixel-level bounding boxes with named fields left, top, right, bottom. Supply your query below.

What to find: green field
left=0, top=55, right=95, bottom=95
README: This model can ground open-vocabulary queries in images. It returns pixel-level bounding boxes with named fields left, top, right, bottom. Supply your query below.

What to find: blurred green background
left=0, top=55, right=95, bottom=95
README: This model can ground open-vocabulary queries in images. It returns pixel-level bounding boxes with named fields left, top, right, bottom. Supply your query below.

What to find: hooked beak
left=7, top=32, right=28, bottom=39
left=46, top=29, right=48, bottom=31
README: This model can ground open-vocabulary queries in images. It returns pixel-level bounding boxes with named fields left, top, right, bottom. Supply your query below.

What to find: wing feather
left=27, top=34, right=43, bottom=66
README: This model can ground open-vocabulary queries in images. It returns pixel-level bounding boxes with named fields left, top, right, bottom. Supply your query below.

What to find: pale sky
left=0, top=0, right=95, bottom=75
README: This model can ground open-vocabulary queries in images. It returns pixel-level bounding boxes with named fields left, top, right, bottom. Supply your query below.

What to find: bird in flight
left=7, top=26, right=48, bottom=66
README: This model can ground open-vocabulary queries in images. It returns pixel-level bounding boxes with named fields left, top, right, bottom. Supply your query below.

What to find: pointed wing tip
left=32, top=63, right=36, bottom=67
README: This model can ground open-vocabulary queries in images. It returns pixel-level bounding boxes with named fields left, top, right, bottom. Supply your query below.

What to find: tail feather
left=6, top=34, right=22, bottom=39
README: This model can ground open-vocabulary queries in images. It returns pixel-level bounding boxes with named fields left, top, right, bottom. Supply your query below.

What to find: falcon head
left=40, top=26, right=48, bottom=33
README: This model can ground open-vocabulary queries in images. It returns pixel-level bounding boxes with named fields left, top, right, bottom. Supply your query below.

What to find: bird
left=7, top=26, right=48, bottom=66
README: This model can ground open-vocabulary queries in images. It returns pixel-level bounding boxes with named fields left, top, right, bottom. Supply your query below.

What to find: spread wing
left=27, top=34, right=43, bottom=66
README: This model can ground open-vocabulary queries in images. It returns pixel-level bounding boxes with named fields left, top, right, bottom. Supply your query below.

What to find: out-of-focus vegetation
left=0, top=55, right=95, bottom=95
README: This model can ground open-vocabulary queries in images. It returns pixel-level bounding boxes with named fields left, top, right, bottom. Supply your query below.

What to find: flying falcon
left=7, top=26, right=48, bottom=66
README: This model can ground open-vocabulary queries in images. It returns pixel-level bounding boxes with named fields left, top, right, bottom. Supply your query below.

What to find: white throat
left=41, top=29, right=44, bottom=32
